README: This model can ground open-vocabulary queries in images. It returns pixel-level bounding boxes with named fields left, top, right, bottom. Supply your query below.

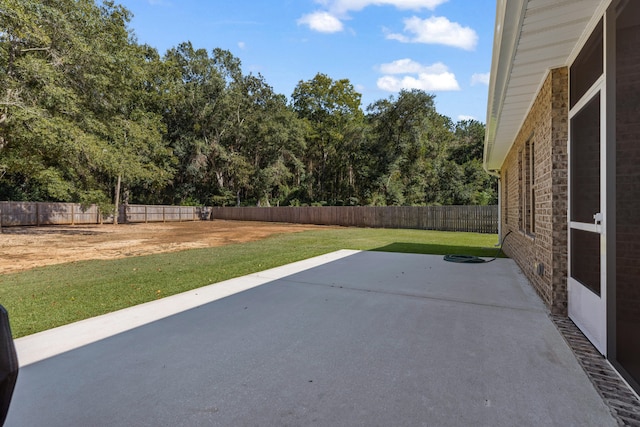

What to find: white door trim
left=567, top=76, right=608, bottom=356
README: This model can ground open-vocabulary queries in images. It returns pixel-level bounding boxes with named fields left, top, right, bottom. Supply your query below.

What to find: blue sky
left=116, top=0, right=496, bottom=123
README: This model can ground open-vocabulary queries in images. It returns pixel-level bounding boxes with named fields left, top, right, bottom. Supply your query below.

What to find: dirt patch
left=0, top=220, right=328, bottom=274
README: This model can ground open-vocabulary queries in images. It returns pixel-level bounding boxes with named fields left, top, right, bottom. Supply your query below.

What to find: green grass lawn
left=0, top=227, right=501, bottom=338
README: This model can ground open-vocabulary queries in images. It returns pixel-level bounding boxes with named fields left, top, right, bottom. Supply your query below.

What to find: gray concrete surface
left=6, top=250, right=616, bottom=426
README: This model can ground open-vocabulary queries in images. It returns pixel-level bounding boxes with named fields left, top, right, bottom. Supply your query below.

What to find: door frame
left=567, top=73, right=608, bottom=356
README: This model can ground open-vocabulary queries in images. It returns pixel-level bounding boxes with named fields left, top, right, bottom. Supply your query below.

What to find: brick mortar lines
left=551, top=315, right=640, bottom=426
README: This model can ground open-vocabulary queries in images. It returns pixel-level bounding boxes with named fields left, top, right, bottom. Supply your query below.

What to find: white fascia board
left=483, top=0, right=527, bottom=175
left=483, top=0, right=610, bottom=174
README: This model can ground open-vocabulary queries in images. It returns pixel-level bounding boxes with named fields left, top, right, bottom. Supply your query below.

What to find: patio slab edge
left=14, top=249, right=361, bottom=367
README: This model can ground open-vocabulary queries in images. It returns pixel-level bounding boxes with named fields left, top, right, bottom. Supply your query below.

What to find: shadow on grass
left=371, top=242, right=507, bottom=258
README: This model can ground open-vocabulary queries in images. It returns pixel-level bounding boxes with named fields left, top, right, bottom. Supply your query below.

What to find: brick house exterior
left=500, top=68, right=569, bottom=315
left=485, top=0, right=640, bottom=393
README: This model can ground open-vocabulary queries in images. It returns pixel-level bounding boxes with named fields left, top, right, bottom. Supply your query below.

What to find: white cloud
left=238, top=41, right=246, bottom=50
left=297, top=11, right=344, bottom=33
left=386, top=16, right=478, bottom=50
left=299, top=0, right=447, bottom=33
left=319, top=0, right=448, bottom=15
left=376, top=59, right=460, bottom=92
left=458, top=115, right=476, bottom=121
left=379, top=58, right=448, bottom=75
left=471, top=72, right=490, bottom=86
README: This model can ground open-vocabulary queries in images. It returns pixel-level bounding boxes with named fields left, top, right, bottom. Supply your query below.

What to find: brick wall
left=500, top=67, right=569, bottom=314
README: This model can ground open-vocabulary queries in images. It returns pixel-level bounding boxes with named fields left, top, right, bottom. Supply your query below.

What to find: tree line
left=0, top=0, right=496, bottom=211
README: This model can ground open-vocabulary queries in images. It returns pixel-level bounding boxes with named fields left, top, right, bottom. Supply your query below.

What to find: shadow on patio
left=372, top=241, right=503, bottom=258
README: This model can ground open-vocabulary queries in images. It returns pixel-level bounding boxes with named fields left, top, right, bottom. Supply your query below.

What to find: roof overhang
left=483, top=0, right=610, bottom=174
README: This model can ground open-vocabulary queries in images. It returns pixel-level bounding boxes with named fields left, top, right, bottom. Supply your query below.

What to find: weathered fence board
left=0, top=202, right=102, bottom=226
left=211, top=205, right=498, bottom=234
left=0, top=202, right=204, bottom=227
left=122, top=205, right=201, bottom=223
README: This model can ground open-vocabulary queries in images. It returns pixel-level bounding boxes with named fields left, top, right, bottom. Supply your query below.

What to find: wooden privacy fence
left=123, top=204, right=205, bottom=223
left=0, top=201, right=497, bottom=233
left=0, top=201, right=205, bottom=227
left=211, top=205, right=498, bottom=234
left=0, top=201, right=102, bottom=226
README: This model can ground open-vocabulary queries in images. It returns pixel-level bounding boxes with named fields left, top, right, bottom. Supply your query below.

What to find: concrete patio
left=7, top=250, right=615, bottom=426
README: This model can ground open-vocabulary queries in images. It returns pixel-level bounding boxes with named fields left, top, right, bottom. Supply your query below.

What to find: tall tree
left=0, top=0, right=174, bottom=208
left=292, top=73, right=364, bottom=204
left=447, top=120, right=497, bottom=205
left=366, top=89, right=453, bottom=205
left=450, top=119, right=486, bottom=164
left=161, top=42, right=228, bottom=204
left=242, top=77, right=305, bottom=206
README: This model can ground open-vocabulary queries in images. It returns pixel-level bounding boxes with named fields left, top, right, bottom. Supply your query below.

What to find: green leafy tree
left=448, top=120, right=497, bottom=205
left=0, top=0, right=174, bottom=210
left=450, top=119, right=485, bottom=164
left=292, top=73, right=364, bottom=204
left=160, top=42, right=229, bottom=204
left=366, top=89, right=454, bottom=205
left=243, top=80, right=306, bottom=206
left=0, top=1, right=495, bottom=209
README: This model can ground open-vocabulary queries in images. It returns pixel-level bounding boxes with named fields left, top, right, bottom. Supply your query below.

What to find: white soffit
left=484, top=0, right=606, bottom=173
